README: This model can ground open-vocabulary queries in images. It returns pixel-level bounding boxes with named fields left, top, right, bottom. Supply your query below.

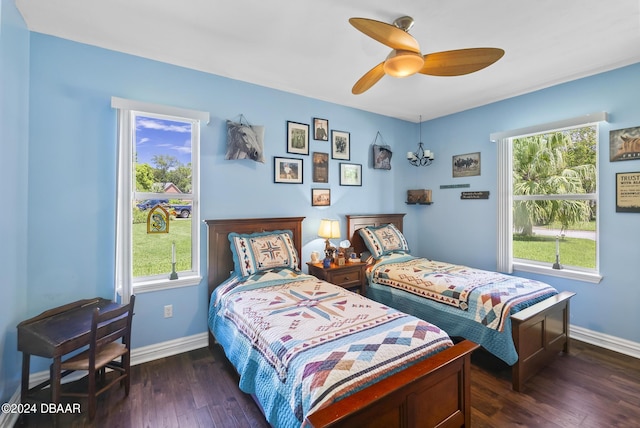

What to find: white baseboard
left=570, top=325, right=640, bottom=359
left=130, top=332, right=208, bottom=366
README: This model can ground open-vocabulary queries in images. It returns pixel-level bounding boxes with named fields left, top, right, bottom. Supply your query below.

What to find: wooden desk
left=17, top=297, right=122, bottom=405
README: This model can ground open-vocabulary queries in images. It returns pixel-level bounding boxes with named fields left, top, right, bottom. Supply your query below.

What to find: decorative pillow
left=358, top=223, right=410, bottom=259
left=229, top=230, right=300, bottom=278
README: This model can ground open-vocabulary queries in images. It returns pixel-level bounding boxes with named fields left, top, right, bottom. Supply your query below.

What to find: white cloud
left=136, top=118, right=191, bottom=133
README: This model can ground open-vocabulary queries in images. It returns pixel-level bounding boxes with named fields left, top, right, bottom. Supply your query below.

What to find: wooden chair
left=54, top=295, right=135, bottom=419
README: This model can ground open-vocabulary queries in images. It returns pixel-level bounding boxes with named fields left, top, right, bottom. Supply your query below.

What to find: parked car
left=170, top=204, right=192, bottom=218
left=136, top=199, right=169, bottom=210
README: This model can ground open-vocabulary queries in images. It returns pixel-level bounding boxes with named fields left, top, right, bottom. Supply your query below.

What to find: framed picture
left=339, top=162, right=362, bottom=186
left=616, top=172, right=640, bottom=213
left=331, top=130, right=350, bottom=160
left=287, top=121, right=309, bottom=155
left=373, top=144, right=392, bottom=170
left=312, top=152, right=329, bottom=183
left=225, top=120, right=265, bottom=163
left=274, top=157, right=303, bottom=184
left=610, top=126, right=640, bottom=162
left=313, top=118, right=329, bottom=141
left=452, top=152, right=481, bottom=177
left=311, top=188, right=331, bottom=206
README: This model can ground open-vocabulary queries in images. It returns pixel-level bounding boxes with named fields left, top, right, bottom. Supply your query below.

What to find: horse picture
left=225, top=121, right=265, bottom=163
left=373, top=144, right=392, bottom=170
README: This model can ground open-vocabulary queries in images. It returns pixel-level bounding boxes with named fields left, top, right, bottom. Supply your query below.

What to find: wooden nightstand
left=306, top=261, right=367, bottom=294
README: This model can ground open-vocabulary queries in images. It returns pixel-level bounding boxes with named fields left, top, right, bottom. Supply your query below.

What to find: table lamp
left=318, top=219, right=341, bottom=258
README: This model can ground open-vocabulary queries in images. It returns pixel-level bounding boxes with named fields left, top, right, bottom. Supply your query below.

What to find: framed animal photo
left=313, top=118, right=329, bottom=141
left=373, top=144, right=392, bottom=170
left=610, top=126, right=640, bottom=161
left=274, top=157, right=303, bottom=184
left=452, top=152, right=481, bottom=177
left=225, top=120, right=265, bottom=163
left=311, top=188, right=331, bottom=206
left=331, top=130, right=350, bottom=160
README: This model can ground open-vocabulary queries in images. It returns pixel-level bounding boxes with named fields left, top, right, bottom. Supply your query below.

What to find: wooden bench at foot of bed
left=511, top=290, right=575, bottom=391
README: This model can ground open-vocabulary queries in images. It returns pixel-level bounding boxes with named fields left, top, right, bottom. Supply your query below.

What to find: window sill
left=133, top=274, right=202, bottom=293
left=513, top=261, right=602, bottom=284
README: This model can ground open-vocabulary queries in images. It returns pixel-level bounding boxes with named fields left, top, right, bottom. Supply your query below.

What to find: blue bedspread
left=367, top=254, right=557, bottom=365
left=209, top=268, right=453, bottom=427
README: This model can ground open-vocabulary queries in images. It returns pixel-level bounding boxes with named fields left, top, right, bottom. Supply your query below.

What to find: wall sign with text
left=461, top=191, right=490, bottom=200
left=616, top=172, right=640, bottom=213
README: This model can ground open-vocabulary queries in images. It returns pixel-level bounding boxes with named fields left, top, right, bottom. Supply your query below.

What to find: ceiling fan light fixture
left=349, top=16, right=504, bottom=93
left=383, top=50, right=424, bottom=78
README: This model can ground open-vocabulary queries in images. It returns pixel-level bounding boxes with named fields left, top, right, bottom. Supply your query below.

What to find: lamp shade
left=383, top=50, right=425, bottom=78
left=318, top=219, right=341, bottom=239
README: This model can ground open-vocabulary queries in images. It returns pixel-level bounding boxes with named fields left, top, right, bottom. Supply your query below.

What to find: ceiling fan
left=349, top=16, right=505, bottom=94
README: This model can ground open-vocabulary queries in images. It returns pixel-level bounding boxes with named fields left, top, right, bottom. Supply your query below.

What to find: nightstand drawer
left=306, top=261, right=367, bottom=294
left=327, top=267, right=362, bottom=286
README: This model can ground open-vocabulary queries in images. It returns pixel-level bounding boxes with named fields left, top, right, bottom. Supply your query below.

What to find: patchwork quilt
left=209, top=268, right=453, bottom=428
left=369, top=253, right=558, bottom=332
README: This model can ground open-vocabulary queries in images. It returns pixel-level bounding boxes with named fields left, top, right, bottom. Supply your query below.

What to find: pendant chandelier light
left=407, top=116, right=434, bottom=167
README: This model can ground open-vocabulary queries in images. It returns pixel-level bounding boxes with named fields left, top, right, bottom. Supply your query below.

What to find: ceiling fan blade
left=349, top=17, right=421, bottom=53
left=352, top=62, right=386, bottom=94
left=420, top=48, right=505, bottom=76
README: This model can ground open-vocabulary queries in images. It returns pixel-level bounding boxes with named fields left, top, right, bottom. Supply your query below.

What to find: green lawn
left=133, top=219, right=192, bottom=277
left=545, top=220, right=596, bottom=231
left=132, top=217, right=596, bottom=274
left=513, top=234, right=596, bottom=269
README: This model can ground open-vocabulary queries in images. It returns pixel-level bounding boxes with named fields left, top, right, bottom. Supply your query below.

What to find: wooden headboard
left=204, top=216, right=305, bottom=348
left=346, top=214, right=406, bottom=257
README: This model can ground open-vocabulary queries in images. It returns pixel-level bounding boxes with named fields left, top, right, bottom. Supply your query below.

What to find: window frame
left=112, top=97, right=209, bottom=297
left=492, top=112, right=607, bottom=284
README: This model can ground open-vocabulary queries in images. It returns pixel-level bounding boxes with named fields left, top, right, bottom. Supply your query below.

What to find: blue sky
left=135, top=115, right=192, bottom=166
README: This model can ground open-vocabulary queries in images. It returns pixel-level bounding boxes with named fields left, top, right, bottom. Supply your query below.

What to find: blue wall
left=0, top=0, right=29, bottom=404
left=2, top=12, right=639, bottom=403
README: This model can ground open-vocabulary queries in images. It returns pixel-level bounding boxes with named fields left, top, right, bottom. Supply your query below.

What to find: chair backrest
left=89, top=295, right=135, bottom=356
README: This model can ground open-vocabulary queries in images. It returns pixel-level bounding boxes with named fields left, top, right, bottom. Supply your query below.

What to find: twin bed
left=205, top=214, right=573, bottom=427
left=206, top=217, right=477, bottom=428
left=346, top=213, right=575, bottom=392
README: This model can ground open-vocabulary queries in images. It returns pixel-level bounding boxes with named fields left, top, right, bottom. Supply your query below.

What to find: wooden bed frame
left=346, top=213, right=575, bottom=392
left=205, top=216, right=479, bottom=428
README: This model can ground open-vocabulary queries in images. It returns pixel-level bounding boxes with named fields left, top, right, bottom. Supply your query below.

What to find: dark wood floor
left=16, top=339, right=640, bottom=427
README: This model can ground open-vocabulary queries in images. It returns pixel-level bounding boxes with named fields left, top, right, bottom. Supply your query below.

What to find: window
left=112, top=98, right=209, bottom=297
left=493, top=112, right=606, bottom=283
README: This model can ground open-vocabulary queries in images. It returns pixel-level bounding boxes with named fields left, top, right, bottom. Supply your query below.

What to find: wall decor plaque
left=461, top=191, right=490, bottom=200
left=616, top=172, right=640, bottom=212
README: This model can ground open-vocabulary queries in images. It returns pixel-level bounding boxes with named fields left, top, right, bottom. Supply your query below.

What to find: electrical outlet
left=164, top=304, right=173, bottom=318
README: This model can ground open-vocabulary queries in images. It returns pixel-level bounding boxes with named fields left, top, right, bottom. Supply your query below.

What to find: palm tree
left=513, top=131, right=595, bottom=235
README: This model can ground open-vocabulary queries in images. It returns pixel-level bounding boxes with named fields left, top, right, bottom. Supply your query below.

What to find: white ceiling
left=15, top=0, right=640, bottom=122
